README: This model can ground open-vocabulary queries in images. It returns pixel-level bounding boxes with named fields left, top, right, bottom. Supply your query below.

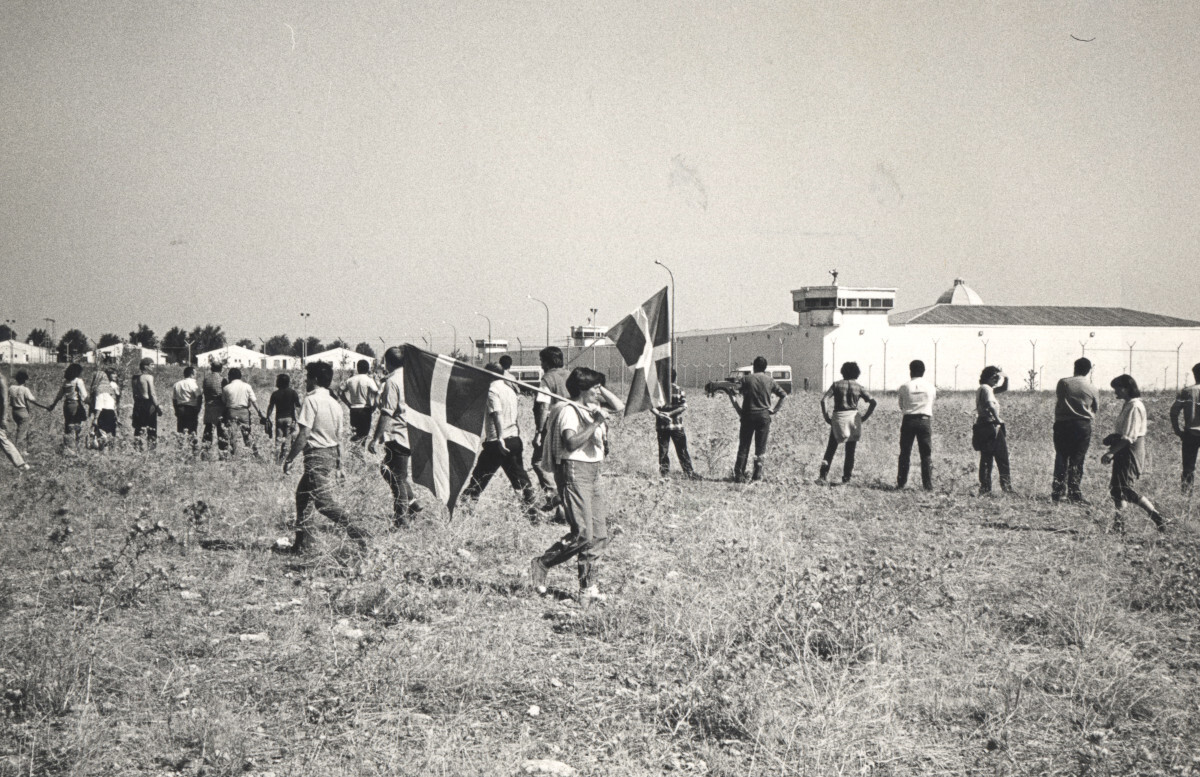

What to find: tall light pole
left=4, top=319, right=14, bottom=376
left=442, top=321, right=458, bottom=355
left=654, top=260, right=675, bottom=375
left=475, top=312, right=492, bottom=355
left=300, top=312, right=311, bottom=361
left=528, top=295, right=549, bottom=347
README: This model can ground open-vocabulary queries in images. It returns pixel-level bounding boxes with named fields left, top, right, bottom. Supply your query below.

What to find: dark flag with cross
left=401, top=344, right=499, bottom=513
left=605, top=286, right=671, bottom=416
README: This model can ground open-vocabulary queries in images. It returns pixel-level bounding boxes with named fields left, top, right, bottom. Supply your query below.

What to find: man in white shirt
left=171, top=366, right=203, bottom=437
left=221, top=368, right=264, bottom=456
left=369, top=347, right=420, bottom=526
left=896, top=359, right=936, bottom=491
left=461, top=363, right=537, bottom=513
left=339, top=359, right=380, bottom=443
left=282, top=361, right=365, bottom=552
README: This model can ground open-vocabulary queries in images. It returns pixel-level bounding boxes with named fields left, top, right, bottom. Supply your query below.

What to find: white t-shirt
left=297, top=387, right=343, bottom=449
left=341, top=374, right=380, bottom=408
left=898, top=377, right=936, bottom=417
left=172, top=378, right=202, bottom=407
left=558, top=403, right=605, bottom=463
left=486, top=380, right=519, bottom=442
left=222, top=379, right=257, bottom=410
left=377, top=369, right=409, bottom=448
left=93, top=381, right=118, bottom=412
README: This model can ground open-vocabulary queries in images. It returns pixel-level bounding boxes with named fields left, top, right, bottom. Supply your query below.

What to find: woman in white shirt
left=1101, top=374, right=1166, bottom=533
left=973, top=366, right=1012, bottom=494
left=530, top=367, right=624, bottom=602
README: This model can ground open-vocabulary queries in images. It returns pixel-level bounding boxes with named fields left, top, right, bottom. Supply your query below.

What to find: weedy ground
left=2, top=363, right=1198, bottom=776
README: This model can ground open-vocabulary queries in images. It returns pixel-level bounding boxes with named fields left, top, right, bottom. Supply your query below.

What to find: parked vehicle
left=705, top=364, right=793, bottom=396
left=509, top=365, right=544, bottom=397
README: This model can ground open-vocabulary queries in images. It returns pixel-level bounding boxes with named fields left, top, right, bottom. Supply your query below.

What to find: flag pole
left=402, top=343, right=589, bottom=411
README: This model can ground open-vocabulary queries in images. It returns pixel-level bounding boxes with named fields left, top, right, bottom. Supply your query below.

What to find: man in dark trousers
left=461, top=363, right=538, bottom=513
left=896, top=359, right=935, bottom=490
left=653, top=369, right=700, bottom=479
left=727, top=356, right=786, bottom=482
left=1051, top=357, right=1099, bottom=504
left=1170, top=362, right=1200, bottom=493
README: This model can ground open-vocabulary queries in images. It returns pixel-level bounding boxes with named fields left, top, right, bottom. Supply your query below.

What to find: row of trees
left=4, top=322, right=377, bottom=364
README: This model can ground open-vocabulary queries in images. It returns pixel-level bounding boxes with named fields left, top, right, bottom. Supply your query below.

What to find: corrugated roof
left=675, top=322, right=798, bottom=338
left=890, top=305, right=1200, bottom=328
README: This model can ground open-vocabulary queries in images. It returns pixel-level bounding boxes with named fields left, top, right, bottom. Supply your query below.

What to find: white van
left=731, top=365, right=793, bottom=394
left=509, top=365, right=543, bottom=396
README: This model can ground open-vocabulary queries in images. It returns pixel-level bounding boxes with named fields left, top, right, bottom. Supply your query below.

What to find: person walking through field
left=0, top=371, right=30, bottom=472
left=131, top=358, right=164, bottom=448
left=1102, top=374, right=1167, bottom=533
left=46, top=363, right=89, bottom=451
left=727, top=356, right=787, bottom=483
left=818, top=361, right=876, bottom=485
left=280, top=361, right=368, bottom=553
left=171, top=366, right=202, bottom=438
left=461, top=363, right=538, bottom=514
left=221, top=367, right=264, bottom=456
left=339, top=359, right=379, bottom=444
left=266, top=373, right=301, bottom=463
left=8, top=370, right=48, bottom=448
left=1169, top=362, right=1200, bottom=493
left=653, top=369, right=701, bottom=480
left=530, top=367, right=625, bottom=602
left=369, top=346, right=421, bottom=526
left=896, top=359, right=935, bottom=491
left=1050, top=357, right=1098, bottom=504
left=200, top=361, right=227, bottom=453
left=973, top=366, right=1013, bottom=495
left=89, top=367, right=121, bottom=450
left=531, top=346, right=570, bottom=498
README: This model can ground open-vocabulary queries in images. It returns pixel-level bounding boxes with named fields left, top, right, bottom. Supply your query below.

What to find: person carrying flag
left=653, top=369, right=701, bottom=480
left=369, top=346, right=420, bottom=525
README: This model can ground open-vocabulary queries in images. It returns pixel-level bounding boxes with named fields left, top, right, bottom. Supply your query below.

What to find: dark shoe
left=684, top=471, right=704, bottom=481
left=1150, top=512, right=1168, bottom=532
left=530, top=557, right=548, bottom=594
left=1067, top=496, right=1091, bottom=506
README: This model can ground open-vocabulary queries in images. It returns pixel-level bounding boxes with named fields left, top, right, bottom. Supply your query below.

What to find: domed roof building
left=936, top=278, right=984, bottom=305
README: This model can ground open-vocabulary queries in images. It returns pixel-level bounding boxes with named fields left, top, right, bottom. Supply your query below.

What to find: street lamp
left=300, top=312, right=311, bottom=360
left=475, top=312, right=492, bottom=352
left=442, top=321, right=457, bottom=355
left=654, top=260, right=675, bottom=374
left=528, top=295, right=549, bottom=347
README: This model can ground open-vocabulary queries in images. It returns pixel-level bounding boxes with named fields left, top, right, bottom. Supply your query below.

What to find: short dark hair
left=980, top=366, right=1001, bottom=385
left=15, top=370, right=28, bottom=384
left=752, top=356, right=768, bottom=372
left=1192, top=362, right=1200, bottom=383
left=498, top=354, right=513, bottom=369
left=1110, top=373, right=1141, bottom=398
left=909, top=360, right=925, bottom=377
left=384, top=346, right=404, bottom=370
left=65, top=363, right=82, bottom=380
left=540, top=346, right=564, bottom=369
left=565, top=367, right=605, bottom=398
left=228, top=367, right=242, bottom=381
left=484, top=362, right=503, bottom=375
left=1074, top=357, right=1092, bottom=376
left=306, top=361, right=334, bottom=388
left=357, top=359, right=370, bottom=374
left=840, top=361, right=861, bottom=380
left=183, top=366, right=195, bottom=378
left=211, top=361, right=223, bottom=373
left=276, top=373, right=290, bottom=389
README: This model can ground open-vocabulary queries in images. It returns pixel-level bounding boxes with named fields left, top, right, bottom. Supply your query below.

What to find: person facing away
left=653, top=368, right=700, bottom=480
left=498, top=354, right=515, bottom=380
left=131, top=357, right=164, bottom=447
left=339, top=359, right=380, bottom=444
left=531, top=346, right=570, bottom=496
left=0, top=370, right=30, bottom=471
left=1102, top=374, right=1167, bottom=533
left=1169, top=362, right=1200, bottom=493
left=266, top=373, right=302, bottom=462
left=171, top=366, right=202, bottom=437
left=280, top=361, right=368, bottom=553
left=90, top=367, right=121, bottom=447
left=46, top=362, right=89, bottom=450
left=200, top=361, right=227, bottom=450
left=818, top=361, right=876, bottom=485
left=369, top=346, right=420, bottom=526
left=221, top=367, right=264, bottom=456
left=8, top=370, right=48, bottom=448
left=461, top=362, right=538, bottom=512
left=531, top=366, right=625, bottom=603
left=727, top=356, right=787, bottom=483
left=974, top=365, right=1012, bottom=494
left=1051, top=357, right=1099, bottom=504
left=896, top=359, right=935, bottom=491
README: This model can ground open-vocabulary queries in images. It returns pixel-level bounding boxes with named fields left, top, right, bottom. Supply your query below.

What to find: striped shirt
left=656, top=383, right=687, bottom=431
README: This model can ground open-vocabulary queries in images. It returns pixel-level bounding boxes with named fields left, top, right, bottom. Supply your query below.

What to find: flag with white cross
left=606, top=286, right=671, bottom=416
left=401, top=344, right=498, bottom=513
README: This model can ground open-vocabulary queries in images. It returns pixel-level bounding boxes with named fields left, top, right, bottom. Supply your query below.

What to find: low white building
left=305, top=347, right=372, bottom=371
left=196, top=345, right=297, bottom=371
left=791, top=278, right=1200, bottom=392
left=0, top=340, right=52, bottom=364
left=86, top=343, right=168, bottom=365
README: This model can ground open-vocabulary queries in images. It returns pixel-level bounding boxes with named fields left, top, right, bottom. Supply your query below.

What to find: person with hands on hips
left=729, top=355, right=787, bottom=483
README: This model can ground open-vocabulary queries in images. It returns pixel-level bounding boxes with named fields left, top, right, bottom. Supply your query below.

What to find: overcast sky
left=2, top=1, right=1198, bottom=348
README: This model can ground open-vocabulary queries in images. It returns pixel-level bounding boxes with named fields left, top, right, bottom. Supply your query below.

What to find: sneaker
left=407, top=501, right=424, bottom=515
left=1151, top=512, right=1169, bottom=532
left=580, top=585, right=607, bottom=603
left=530, top=557, right=548, bottom=594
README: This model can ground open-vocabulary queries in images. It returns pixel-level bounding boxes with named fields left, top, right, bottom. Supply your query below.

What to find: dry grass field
left=2, top=362, right=1198, bottom=776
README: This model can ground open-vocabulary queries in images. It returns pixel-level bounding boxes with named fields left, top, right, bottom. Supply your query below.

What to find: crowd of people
left=2, top=347, right=1198, bottom=602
